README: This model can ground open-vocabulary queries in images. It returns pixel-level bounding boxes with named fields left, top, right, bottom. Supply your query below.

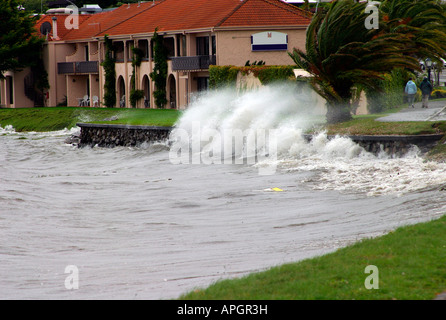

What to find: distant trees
left=0, top=0, right=46, bottom=79
left=20, top=0, right=142, bottom=13
left=20, top=0, right=47, bottom=13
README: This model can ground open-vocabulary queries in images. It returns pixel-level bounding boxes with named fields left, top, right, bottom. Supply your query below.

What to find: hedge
left=209, top=65, right=295, bottom=89
left=432, top=88, right=446, bottom=99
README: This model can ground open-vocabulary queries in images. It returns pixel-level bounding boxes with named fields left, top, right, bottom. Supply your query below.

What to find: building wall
left=66, top=42, right=86, bottom=62
left=0, top=70, right=35, bottom=108
left=216, top=28, right=307, bottom=66
left=42, top=26, right=308, bottom=110
left=46, top=42, right=75, bottom=107
left=67, top=75, right=88, bottom=106
left=139, top=60, right=153, bottom=108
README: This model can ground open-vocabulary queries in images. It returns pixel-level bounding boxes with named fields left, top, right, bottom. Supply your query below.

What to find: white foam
left=0, top=125, right=16, bottom=135
left=170, top=85, right=446, bottom=196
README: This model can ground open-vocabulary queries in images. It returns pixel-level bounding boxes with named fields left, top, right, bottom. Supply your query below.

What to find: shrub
left=130, top=89, right=144, bottom=108
left=209, top=65, right=295, bottom=89
left=431, top=88, right=446, bottom=99
left=209, top=65, right=239, bottom=89
left=102, top=35, right=116, bottom=108
left=149, top=28, right=168, bottom=108
left=365, top=68, right=413, bottom=113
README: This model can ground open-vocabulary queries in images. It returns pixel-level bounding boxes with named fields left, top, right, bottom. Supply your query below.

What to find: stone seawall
left=349, top=134, right=444, bottom=156
left=74, top=123, right=443, bottom=156
left=76, top=123, right=172, bottom=148
left=304, top=134, right=444, bottom=157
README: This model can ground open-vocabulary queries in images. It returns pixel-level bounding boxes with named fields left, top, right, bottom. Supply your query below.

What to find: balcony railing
left=58, top=61, right=99, bottom=74
left=171, top=55, right=216, bottom=71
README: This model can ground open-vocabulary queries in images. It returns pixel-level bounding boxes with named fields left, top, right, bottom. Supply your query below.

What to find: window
left=251, top=31, right=288, bottom=51
left=85, top=45, right=89, bottom=61
left=182, top=35, right=187, bottom=56
left=196, top=37, right=209, bottom=56
left=7, top=76, right=13, bottom=104
left=151, top=37, right=175, bottom=59
left=164, top=38, right=175, bottom=58
left=197, top=77, right=209, bottom=92
left=138, top=39, right=149, bottom=60
left=114, top=42, right=124, bottom=62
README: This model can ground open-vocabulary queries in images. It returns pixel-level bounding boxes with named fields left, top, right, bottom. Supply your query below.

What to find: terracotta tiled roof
left=63, top=2, right=155, bottom=40
left=217, top=0, right=312, bottom=27
left=99, top=0, right=311, bottom=37
left=35, top=0, right=311, bottom=41
left=97, top=0, right=244, bottom=36
left=35, top=14, right=92, bottom=41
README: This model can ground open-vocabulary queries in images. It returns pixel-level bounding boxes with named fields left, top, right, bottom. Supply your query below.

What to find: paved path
left=376, top=100, right=446, bottom=122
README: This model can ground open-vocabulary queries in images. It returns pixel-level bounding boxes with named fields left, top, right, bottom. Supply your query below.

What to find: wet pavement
left=376, top=99, right=446, bottom=122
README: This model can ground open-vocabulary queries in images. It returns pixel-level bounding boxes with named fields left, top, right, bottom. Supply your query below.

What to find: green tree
left=365, top=68, right=413, bottom=113
left=129, top=47, right=144, bottom=108
left=149, top=28, right=168, bottom=108
left=366, top=0, right=446, bottom=112
left=0, top=0, right=45, bottom=78
left=380, top=0, right=446, bottom=62
left=102, top=35, right=116, bottom=108
left=20, top=0, right=48, bottom=13
left=289, top=0, right=446, bottom=123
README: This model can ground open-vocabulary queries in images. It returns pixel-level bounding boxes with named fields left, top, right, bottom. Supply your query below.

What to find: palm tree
left=366, top=0, right=446, bottom=112
left=380, top=0, right=446, bottom=61
left=289, top=0, right=446, bottom=124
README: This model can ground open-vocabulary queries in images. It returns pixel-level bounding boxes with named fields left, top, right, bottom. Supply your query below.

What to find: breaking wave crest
left=170, top=85, right=446, bottom=196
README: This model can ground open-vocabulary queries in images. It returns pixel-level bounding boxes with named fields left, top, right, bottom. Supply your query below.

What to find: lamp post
left=426, top=58, right=433, bottom=83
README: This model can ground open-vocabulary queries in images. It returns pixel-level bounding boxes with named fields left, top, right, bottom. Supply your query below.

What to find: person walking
left=405, top=78, right=417, bottom=108
left=420, top=77, right=433, bottom=108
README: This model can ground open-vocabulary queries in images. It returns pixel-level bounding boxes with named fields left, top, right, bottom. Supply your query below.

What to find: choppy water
left=1, top=86, right=446, bottom=300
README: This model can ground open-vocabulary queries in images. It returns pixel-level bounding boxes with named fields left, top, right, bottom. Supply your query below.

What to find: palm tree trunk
left=325, top=102, right=352, bottom=124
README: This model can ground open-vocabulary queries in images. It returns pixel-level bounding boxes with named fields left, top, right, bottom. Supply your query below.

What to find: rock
left=64, top=132, right=81, bottom=145
left=102, top=115, right=119, bottom=121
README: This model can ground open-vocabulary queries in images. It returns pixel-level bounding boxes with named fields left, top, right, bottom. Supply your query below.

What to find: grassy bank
left=310, top=111, right=446, bottom=161
left=0, top=107, right=180, bottom=132
left=307, top=106, right=446, bottom=136
left=181, top=215, right=446, bottom=300
left=3, top=106, right=446, bottom=136
left=323, top=116, right=446, bottom=136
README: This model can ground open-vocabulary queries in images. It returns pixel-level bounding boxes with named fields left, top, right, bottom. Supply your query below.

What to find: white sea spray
left=170, top=85, right=446, bottom=196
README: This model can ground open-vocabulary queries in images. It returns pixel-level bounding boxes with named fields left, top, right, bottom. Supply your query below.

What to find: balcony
left=171, top=55, right=216, bottom=71
left=58, top=61, right=99, bottom=74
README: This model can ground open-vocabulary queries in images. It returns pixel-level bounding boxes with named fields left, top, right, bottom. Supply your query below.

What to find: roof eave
left=214, top=24, right=309, bottom=31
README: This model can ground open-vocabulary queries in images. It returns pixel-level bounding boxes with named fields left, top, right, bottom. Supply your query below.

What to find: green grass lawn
left=3, top=105, right=446, bottom=136
left=305, top=105, right=446, bottom=136
left=0, top=107, right=181, bottom=132
left=180, top=215, right=446, bottom=300
left=91, top=108, right=181, bottom=127
left=321, top=116, right=446, bottom=136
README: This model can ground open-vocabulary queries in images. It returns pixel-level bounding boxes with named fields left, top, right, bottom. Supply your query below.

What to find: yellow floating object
left=271, top=187, right=283, bottom=192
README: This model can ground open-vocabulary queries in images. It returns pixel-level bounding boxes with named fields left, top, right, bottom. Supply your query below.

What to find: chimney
left=52, top=16, right=59, bottom=40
